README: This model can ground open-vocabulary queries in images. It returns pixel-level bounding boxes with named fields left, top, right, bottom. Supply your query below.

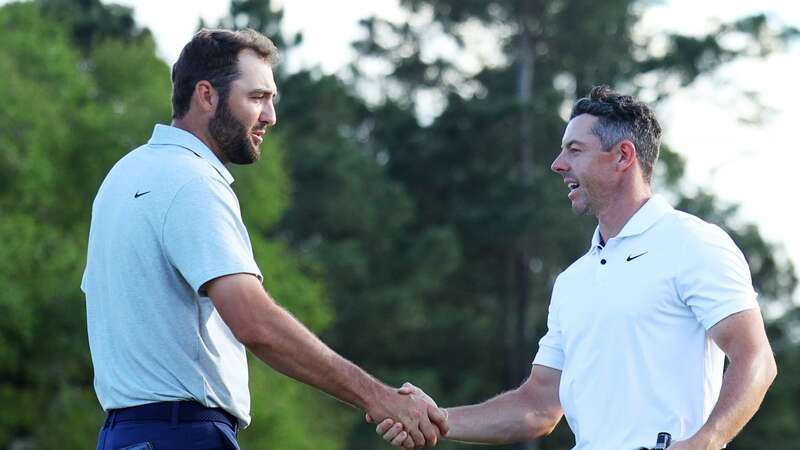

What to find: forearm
left=240, top=297, right=389, bottom=413
left=209, top=273, right=446, bottom=446
left=689, top=350, right=777, bottom=449
left=445, top=389, right=560, bottom=444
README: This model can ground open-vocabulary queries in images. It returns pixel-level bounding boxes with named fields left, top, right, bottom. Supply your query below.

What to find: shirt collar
left=148, top=124, right=234, bottom=185
left=589, top=195, right=673, bottom=250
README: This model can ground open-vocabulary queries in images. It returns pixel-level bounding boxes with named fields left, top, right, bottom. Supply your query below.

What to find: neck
left=596, top=185, right=652, bottom=241
left=171, top=117, right=226, bottom=163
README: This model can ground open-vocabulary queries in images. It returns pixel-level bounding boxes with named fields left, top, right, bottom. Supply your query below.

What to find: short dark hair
left=171, top=28, right=280, bottom=119
left=570, top=86, right=662, bottom=183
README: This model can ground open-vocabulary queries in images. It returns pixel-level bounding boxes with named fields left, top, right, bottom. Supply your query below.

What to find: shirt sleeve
left=163, top=176, right=262, bottom=296
left=676, top=223, right=759, bottom=330
left=533, top=278, right=566, bottom=370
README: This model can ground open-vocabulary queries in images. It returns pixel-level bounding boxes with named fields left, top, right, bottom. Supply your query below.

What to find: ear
left=615, top=139, right=638, bottom=173
left=193, top=80, right=218, bottom=114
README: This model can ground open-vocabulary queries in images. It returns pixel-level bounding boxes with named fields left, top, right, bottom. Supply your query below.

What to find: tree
left=2, top=0, right=795, bottom=448
left=346, top=2, right=797, bottom=449
left=0, top=3, right=127, bottom=448
left=0, top=1, right=339, bottom=448
left=210, top=2, right=465, bottom=447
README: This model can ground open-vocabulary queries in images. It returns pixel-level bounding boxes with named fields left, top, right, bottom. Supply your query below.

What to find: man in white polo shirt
left=82, top=28, right=446, bottom=450
left=372, top=86, right=776, bottom=449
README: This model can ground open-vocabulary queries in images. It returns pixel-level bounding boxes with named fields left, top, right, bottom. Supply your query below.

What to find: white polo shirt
left=82, top=124, right=262, bottom=427
left=533, top=195, right=758, bottom=450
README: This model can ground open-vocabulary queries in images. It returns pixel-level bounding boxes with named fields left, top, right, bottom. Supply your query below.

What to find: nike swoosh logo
left=626, top=252, right=648, bottom=262
left=134, top=191, right=151, bottom=198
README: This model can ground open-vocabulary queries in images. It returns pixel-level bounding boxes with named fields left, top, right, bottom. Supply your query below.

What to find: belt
left=107, top=401, right=239, bottom=433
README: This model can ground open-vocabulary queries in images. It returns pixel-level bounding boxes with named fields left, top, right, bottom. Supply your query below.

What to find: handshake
left=366, top=382, right=447, bottom=449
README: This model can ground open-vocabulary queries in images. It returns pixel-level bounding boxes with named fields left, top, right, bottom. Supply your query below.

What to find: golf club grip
left=655, top=431, right=672, bottom=449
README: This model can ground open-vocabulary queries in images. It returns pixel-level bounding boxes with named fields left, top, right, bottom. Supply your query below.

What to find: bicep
left=708, top=309, right=771, bottom=361
left=206, top=273, right=273, bottom=343
left=164, top=177, right=262, bottom=296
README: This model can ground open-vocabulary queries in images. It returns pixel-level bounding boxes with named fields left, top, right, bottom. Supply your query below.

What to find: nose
left=551, top=150, right=567, bottom=173
left=260, top=100, right=277, bottom=127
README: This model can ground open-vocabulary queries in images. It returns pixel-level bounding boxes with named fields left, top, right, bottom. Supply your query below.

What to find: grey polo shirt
left=82, top=124, right=262, bottom=427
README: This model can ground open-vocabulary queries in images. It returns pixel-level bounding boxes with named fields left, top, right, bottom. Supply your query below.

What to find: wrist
left=364, top=383, right=393, bottom=417
left=442, top=407, right=459, bottom=440
left=687, top=431, right=722, bottom=450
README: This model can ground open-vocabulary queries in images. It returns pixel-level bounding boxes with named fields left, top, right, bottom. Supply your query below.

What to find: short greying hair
left=171, top=28, right=280, bottom=119
left=570, top=86, right=662, bottom=183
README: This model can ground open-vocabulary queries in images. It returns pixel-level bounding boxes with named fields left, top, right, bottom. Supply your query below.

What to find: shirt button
left=600, top=259, right=607, bottom=265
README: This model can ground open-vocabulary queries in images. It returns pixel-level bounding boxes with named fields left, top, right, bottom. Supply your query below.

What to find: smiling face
left=551, top=114, right=619, bottom=216
left=208, top=49, right=278, bottom=164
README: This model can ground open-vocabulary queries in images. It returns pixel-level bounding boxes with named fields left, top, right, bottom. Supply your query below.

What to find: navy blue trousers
left=96, top=402, right=240, bottom=450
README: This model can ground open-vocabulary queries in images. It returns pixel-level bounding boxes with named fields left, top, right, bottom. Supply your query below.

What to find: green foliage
left=221, top=0, right=302, bottom=50
left=233, top=137, right=291, bottom=231
left=0, top=1, right=340, bottom=448
left=676, top=191, right=797, bottom=305
left=639, top=14, right=799, bottom=96
left=272, top=70, right=463, bottom=365
left=242, top=362, right=354, bottom=450
left=39, top=0, right=149, bottom=53
left=1, top=0, right=798, bottom=449
left=0, top=3, right=105, bottom=448
left=344, top=1, right=797, bottom=449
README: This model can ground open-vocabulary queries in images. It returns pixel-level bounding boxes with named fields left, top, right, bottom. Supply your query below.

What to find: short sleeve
left=533, top=280, right=565, bottom=370
left=163, top=176, right=262, bottom=296
left=676, top=224, right=759, bottom=330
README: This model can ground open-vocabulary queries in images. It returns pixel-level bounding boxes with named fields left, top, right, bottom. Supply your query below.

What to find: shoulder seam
left=159, top=175, right=232, bottom=263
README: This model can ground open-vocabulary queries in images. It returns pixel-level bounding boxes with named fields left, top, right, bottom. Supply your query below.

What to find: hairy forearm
left=690, top=350, right=777, bottom=449
left=239, top=297, right=389, bottom=413
left=445, top=390, right=561, bottom=444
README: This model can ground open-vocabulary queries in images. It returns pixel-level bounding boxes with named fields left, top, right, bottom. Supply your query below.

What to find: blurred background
left=0, top=0, right=798, bottom=449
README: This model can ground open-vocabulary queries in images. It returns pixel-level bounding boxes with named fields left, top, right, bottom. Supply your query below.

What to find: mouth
left=250, top=129, right=265, bottom=146
left=565, top=180, right=581, bottom=199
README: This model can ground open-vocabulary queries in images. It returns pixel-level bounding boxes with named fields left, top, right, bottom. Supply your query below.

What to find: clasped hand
left=366, top=382, right=447, bottom=449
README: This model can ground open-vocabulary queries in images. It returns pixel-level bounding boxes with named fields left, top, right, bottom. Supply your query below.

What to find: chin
left=572, top=207, right=590, bottom=216
left=251, top=143, right=263, bottom=160
left=248, top=140, right=263, bottom=159
left=242, top=152, right=260, bottom=165
left=570, top=200, right=590, bottom=216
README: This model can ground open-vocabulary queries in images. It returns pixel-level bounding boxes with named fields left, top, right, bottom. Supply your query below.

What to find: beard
left=208, top=98, right=260, bottom=165
left=572, top=183, right=608, bottom=217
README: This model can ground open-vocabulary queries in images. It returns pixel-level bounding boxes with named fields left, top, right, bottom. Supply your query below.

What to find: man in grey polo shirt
left=83, top=28, right=446, bottom=450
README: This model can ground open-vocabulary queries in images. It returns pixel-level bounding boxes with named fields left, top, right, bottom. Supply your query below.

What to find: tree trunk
left=509, top=2, right=539, bottom=449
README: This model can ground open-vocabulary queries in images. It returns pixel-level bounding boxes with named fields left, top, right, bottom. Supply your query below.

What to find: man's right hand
left=367, top=383, right=448, bottom=448
left=208, top=275, right=446, bottom=447
left=366, top=384, right=448, bottom=448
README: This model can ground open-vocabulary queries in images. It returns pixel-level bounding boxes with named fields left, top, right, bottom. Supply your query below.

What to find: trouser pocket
left=119, top=443, right=156, bottom=450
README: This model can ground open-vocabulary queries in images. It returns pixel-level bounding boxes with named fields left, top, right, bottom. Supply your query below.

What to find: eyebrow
left=562, top=139, right=585, bottom=150
left=250, top=88, right=279, bottom=98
